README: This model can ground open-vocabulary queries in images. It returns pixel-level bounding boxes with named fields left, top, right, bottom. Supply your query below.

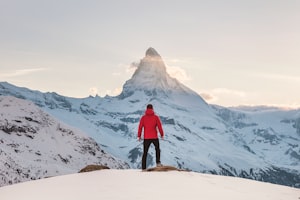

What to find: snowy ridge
left=0, top=96, right=129, bottom=186
left=0, top=48, right=300, bottom=188
left=0, top=170, right=299, bottom=200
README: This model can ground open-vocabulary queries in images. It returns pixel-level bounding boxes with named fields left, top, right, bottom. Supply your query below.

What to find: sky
left=0, top=0, right=299, bottom=108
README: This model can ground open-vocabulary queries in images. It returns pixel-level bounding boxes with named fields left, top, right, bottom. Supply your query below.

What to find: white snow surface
left=0, top=169, right=299, bottom=200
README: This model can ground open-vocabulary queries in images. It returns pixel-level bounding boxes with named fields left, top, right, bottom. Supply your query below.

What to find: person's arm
left=138, top=117, right=144, bottom=141
left=157, top=116, right=164, bottom=139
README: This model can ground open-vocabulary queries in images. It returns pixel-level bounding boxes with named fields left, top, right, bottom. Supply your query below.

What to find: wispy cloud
left=98, top=87, right=122, bottom=97
left=200, top=93, right=216, bottom=101
left=199, top=88, right=300, bottom=109
left=0, top=68, right=48, bottom=78
left=199, top=88, right=247, bottom=104
left=126, top=62, right=139, bottom=74
left=106, top=87, right=122, bottom=96
left=90, top=87, right=124, bottom=98
left=112, top=62, right=138, bottom=77
left=89, top=87, right=98, bottom=96
left=166, top=65, right=191, bottom=83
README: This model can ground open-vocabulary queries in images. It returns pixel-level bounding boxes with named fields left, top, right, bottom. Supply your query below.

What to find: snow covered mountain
left=122, top=47, right=199, bottom=96
left=0, top=47, right=299, bottom=188
left=0, top=96, right=129, bottom=186
left=1, top=169, right=299, bottom=200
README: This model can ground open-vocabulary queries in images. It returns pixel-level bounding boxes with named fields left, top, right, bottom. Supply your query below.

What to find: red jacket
left=138, top=109, right=164, bottom=139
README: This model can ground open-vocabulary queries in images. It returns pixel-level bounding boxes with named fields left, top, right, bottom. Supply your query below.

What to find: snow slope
left=0, top=170, right=299, bottom=200
left=0, top=96, right=129, bottom=186
left=0, top=47, right=299, bottom=188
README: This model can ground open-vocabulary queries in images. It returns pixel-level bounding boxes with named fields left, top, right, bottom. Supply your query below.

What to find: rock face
left=145, top=47, right=161, bottom=57
left=79, top=165, right=110, bottom=173
left=0, top=48, right=299, bottom=188
left=0, top=96, right=129, bottom=187
left=145, top=165, right=188, bottom=172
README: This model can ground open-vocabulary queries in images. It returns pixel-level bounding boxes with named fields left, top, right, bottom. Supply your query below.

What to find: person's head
left=147, top=104, right=153, bottom=110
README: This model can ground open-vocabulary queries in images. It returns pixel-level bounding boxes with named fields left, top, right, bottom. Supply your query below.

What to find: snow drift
left=0, top=169, right=299, bottom=200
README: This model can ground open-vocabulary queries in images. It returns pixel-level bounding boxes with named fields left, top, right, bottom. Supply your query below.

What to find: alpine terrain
left=0, top=96, right=129, bottom=186
left=0, top=47, right=299, bottom=187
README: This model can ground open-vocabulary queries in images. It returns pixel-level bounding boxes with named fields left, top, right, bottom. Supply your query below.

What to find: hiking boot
left=156, top=163, right=163, bottom=167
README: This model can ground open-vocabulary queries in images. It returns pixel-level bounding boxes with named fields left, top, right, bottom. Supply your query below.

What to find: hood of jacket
left=145, top=108, right=154, bottom=115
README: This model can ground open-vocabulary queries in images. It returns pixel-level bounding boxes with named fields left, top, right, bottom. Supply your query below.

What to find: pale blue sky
left=0, top=0, right=299, bottom=108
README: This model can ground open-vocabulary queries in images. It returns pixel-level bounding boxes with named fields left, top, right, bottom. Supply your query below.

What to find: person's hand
left=161, top=136, right=164, bottom=140
left=138, top=137, right=141, bottom=142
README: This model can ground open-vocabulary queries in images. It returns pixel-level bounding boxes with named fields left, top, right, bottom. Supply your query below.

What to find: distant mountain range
left=0, top=47, right=299, bottom=188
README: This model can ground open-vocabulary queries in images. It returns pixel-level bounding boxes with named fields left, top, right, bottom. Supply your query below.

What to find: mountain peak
left=119, top=48, right=202, bottom=99
left=145, top=47, right=161, bottom=57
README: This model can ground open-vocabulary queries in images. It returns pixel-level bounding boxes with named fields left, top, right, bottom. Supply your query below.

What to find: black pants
left=142, top=139, right=161, bottom=170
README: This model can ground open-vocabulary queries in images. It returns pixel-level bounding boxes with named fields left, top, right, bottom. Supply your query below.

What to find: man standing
left=138, top=104, right=164, bottom=170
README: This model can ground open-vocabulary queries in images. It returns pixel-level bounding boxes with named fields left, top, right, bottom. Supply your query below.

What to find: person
left=138, top=104, right=164, bottom=170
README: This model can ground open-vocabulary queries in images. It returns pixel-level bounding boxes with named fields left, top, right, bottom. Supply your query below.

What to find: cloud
left=120, top=62, right=137, bottom=76
left=110, top=87, right=122, bottom=96
left=0, top=68, right=47, bottom=78
left=99, top=87, right=122, bottom=97
left=200, top=88, right=300, bottom=109
left=199, top=88, right=247, bottom=105
left=89, top=87, right=98, bottom=96
left=91, top=87, right=123, bottom=97
left=126, top=62, right=139, bottom=73
left=112, top=62, right=138, bottom=77
left=166, top=65, right=191, bottom=83
left=200, top=93, right=216, bottom=101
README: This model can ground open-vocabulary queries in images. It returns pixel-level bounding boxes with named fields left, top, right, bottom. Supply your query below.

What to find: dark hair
left=147, top=104, right=153, bottom=109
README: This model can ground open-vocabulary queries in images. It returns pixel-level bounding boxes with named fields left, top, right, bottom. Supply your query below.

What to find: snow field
left=0, top=170, right=299, bottom=200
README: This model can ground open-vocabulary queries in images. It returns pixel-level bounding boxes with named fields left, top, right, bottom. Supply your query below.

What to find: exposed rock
left=145, top=165, right=188, bottom=172
left=79, top=165, right=110, bottom=173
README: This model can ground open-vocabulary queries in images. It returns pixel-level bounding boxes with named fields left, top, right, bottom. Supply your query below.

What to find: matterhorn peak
left=145, top=47, right=161, bottom=57
left=119, top=47, right=201, bottom=99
